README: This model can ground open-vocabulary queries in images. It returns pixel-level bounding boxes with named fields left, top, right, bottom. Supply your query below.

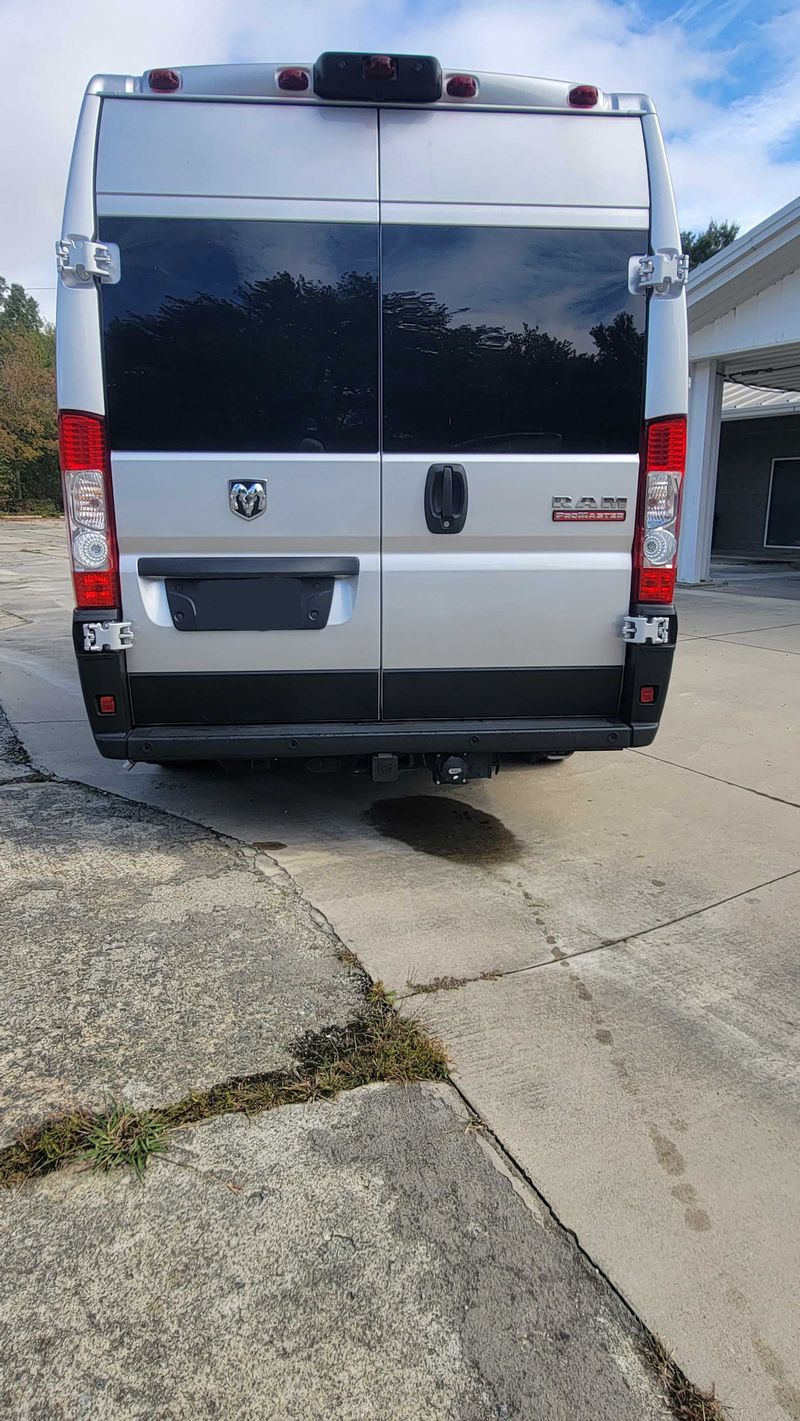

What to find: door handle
left=425, top=464, right=468, bottom=535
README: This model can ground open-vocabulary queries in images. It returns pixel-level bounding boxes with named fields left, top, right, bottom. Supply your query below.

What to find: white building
left=679, top=197, right=800, bottom=581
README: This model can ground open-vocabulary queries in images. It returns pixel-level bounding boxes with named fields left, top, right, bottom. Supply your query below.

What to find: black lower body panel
left=382, top=667, right=622, bottom=719
left=128, top=665, right=621, bottom=727
left=129, top=670, right=379, bottom=725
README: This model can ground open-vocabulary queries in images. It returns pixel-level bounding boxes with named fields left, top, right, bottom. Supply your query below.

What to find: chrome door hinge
left=628, top=251, right=688, bottom=299
left=622, top=615, right=670, bottom=646
left=82, top=621, right=134, bottom=653
left=56, top=235, right=121, bottom=287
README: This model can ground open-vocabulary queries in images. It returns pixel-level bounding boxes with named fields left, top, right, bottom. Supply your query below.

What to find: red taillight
left=58, top=412, right=120, bottom=612
left=446, top=74, right=478, bottom=98
left=632, top=416, right=687, bottom=606
left=645, top=418, right=687, bottom=471
left=148, top=68, right=181, bottom=92
left=59, top=412, right=107, bottom=471
left=277, top=67, right=310, bottom=91
left=568, top=84, right=599, bottom=108
left=363, top=55, right=396, bottom=80
left=97, top=695, right=117, bottom=715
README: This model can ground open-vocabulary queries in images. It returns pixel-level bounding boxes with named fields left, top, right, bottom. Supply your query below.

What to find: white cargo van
left=57, top=53, right=688, bottom=784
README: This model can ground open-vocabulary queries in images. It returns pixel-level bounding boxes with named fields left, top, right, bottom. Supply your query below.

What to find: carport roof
left=721, top=381, right=800, bottom=419
left=688, top=195, right=800, bottom=331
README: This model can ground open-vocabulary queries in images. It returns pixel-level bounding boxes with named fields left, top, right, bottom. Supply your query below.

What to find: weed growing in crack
left=406, top=970, right=502, bottom=995
left=642, top=1338, right=727, bottom=1421
left=2, top=1104, right=167, bottom=1186
left=0, top=986, right=449, bottom=1190
left=81, top=1105, right=167, bottom=1178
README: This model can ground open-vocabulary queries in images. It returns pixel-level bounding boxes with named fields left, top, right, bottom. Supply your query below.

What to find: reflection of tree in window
left=382, top=225, right=646, bottom=455
left=101, top=218, right=645, bottom=456
left=383, top=294, right=644, bottom=453
left=104, top=269, right=379, bottom=453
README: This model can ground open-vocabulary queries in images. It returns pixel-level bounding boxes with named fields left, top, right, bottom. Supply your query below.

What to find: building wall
left=712, top=414, right=800, bottom=559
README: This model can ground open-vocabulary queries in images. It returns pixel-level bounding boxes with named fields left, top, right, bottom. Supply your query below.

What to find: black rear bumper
left=98, top=716, right=634, bottom=761
left=73, top=608, right=676, bottom=761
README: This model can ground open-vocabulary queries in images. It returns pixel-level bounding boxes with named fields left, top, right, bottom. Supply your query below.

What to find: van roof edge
left=85, top=66, right=655, bottom=115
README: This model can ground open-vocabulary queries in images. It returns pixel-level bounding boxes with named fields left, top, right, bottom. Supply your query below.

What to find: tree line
left=0, top=280, right=60, bottom=513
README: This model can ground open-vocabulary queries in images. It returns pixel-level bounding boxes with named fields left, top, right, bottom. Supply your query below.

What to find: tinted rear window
left=382, top=226, right=646, bottom=454
left=99, top=218, right=379, bottom=452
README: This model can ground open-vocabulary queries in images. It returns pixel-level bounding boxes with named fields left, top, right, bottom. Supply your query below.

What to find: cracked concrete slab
left=417, top=871, right=800, bottom=1421
left=0, top=702, right=37, bottom=784
left=676, top=588, right=800, bottom=639
left=1, top=778, right=363, bottom=1144
left=0, top=1084, right=671, bottom=1421
left=638, top=636, right=800, bottom=804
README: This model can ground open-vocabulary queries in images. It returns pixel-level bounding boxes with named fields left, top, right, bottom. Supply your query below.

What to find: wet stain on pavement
left=595, top=1028, right=613, bottom=1045
left=753, top=1335, right=800, bottom=1420
left=649, top=1125, right=686, bottom=1177
left=365, top=796, right=523, bottom=865
left=252, top=841, right=287, bottom=852
left=671, top=1182, right=712, bottom=1232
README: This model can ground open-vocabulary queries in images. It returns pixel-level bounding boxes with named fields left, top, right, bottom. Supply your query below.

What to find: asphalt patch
left=365, top=795, right=523, bottom=865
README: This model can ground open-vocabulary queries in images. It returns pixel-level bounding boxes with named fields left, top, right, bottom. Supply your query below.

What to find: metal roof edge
left=688, top=196, right=800, bottom=303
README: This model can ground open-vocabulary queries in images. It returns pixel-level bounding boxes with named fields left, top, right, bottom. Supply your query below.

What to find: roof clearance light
left=363, top=55, right=396, bottom=80
left=568, top=84, right=599, bottom=108
left=446, top=74, right=478, bottom=98
left=148, top=69, right=181, bottom=92
left=277, top=67, right=310, bottom=91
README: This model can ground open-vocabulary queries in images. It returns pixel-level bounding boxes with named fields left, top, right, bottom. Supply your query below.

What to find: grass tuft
left=80, top=1105, right=167, bottom=1178
left=0, top=984, right=449, bottom=1190
left=0, top=1104, right=167, bottom=1188
left=642, top=1339, right=727, bottom=1420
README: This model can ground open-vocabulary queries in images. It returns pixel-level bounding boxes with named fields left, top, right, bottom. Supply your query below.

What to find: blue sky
left=3, top=0, right=800, bottom=322
left=647, top=0, right=799, bottom=148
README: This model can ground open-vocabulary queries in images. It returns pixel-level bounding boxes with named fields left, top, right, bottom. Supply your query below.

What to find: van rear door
left=378, top=110, right=649, bottom=720
left=96, top=99, right=381, bottom=726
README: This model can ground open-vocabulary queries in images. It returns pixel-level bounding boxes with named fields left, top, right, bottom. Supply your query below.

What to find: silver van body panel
left=379, top=202, right=648, bottom=230
left=378, top=110, right=649, bottom=207
left=96, top=100, right=378, bottom=201
left=641, top=113, right=688, bottom=421
left=96, top=194, right=379, bottom=224
left=113, top=454, right=379, bottom=676
left=56, top=95, right=104, bottom=416
left=382, top=454, right=638, bottom=671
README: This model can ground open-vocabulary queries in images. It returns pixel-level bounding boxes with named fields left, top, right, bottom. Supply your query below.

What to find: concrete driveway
left=2, top=520, right=799, bottom=1421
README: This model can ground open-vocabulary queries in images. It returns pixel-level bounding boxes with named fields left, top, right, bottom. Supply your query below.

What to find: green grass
left=80, top=1104, right=168, bottom=1177
left=0, top=986, right=449, bottom=1190
left=2, top=1104, right=167, bottom=1185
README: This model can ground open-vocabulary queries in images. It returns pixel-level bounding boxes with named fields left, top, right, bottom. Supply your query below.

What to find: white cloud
left=2, top=0, right=798, bottom=322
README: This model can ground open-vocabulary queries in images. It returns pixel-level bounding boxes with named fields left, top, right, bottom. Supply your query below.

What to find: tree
left=680, top=220, right=740, bottom=269
left=0, top=277, right=60, bottom=512
left=0, top=276, right=43, bottom=334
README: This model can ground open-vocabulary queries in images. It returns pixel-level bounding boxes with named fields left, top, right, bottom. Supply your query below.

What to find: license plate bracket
left=165, top=575, right=334, bottom=632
